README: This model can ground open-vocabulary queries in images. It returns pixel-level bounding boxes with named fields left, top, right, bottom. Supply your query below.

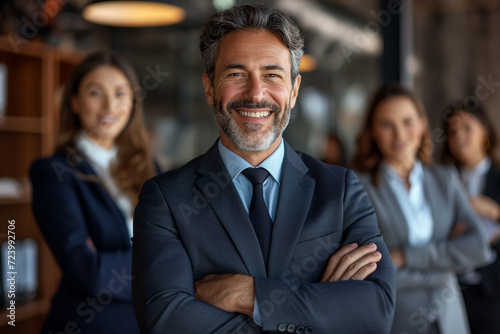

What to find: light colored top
left=461, top=156, right=491, bottom=197
left=218, top=138, right=285, bottom=327
left=460, top=157, right=500, bottom=241
left=382, top=160, right=434, bottom=246
left=76, top=132, right=134, bottom=240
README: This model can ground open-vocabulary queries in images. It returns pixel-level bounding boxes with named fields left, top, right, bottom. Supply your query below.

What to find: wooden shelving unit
left=0, top=36, right=85, bottom=333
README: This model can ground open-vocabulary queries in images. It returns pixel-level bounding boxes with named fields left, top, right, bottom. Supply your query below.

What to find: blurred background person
left=352, top=83, right=490, bottom=334
left=441, top=101, right=500, bottom=334
left=29, top=51, right=157, bottom=334
left=320, top=132, right=347, bottom=166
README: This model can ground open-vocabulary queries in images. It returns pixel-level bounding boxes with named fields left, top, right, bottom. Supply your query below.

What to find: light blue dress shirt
left=382, top=160, right=434, bottom=247
left=218, top=139, right=284, bottom=220
left=218, top=138, right=285, bottom=327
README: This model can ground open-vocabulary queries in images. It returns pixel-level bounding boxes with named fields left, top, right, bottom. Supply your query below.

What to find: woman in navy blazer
left=30, top=52, right=157, bottom=334
left=441, top=102, right=500, bottom=334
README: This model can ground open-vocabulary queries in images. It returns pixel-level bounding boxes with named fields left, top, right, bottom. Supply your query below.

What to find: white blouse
left=76, top=132, right=134, bottom=240
left=382, top=160, right=434, bottom=246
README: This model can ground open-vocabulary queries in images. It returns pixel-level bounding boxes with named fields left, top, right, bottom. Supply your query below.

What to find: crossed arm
left=133, top=172, right=395, bottom=334
left=194, top=242, right=382, bottom=316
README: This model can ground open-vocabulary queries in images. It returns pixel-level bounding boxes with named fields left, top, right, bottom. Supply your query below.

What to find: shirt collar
left=76, top=131, right=117, bottom=169
left=382, top=159, right=424, bottom=185
left=218, top=138, right=285, bottom=184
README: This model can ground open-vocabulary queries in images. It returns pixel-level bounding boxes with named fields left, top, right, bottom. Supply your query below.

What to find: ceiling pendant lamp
left=82, top=1, right=185, bottom=27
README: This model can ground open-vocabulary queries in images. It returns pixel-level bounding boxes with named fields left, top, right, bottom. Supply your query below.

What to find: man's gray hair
left=199, top=4, right=304, bottom=85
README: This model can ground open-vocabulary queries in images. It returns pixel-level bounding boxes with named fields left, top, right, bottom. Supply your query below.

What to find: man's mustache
left=227, top=100, right=281, bottom=114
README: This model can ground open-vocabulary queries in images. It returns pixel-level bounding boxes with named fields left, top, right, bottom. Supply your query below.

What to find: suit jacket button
left=278, top=323, right=287, bottom=332
left=296, top=326, right=305, bottom=333
left=287, top=324, right=296, bottom=332
left=305, top=327, right=313, bottom=333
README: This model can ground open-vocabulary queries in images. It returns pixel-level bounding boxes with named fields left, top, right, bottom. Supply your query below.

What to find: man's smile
left=235, top=109, right=272, bottom=118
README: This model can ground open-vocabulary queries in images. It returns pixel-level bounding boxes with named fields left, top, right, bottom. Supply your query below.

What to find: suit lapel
left=378, top=171, right=409, bottom=246
left=195, top=143, right=267, bottom=277
left=268, top=143, right=315, bottom=277
left=73, top=158, right=130, bottom=241
left=423, top=167, right=446, bottom=238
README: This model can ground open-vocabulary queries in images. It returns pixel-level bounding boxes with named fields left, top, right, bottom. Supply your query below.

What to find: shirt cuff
left=252, top=295, right=262, bottom=326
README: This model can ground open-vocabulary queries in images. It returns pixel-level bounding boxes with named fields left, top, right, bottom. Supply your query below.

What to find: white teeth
left=239, top=111, right=271, bottom=118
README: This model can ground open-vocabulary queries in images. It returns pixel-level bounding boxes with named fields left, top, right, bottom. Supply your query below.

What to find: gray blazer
left=357, top=165, right=490, bottom=334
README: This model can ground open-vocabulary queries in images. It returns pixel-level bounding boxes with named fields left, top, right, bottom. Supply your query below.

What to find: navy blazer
left=132, top=140, right=396, bottom=334
left=30, top=153, right=141, bottom=334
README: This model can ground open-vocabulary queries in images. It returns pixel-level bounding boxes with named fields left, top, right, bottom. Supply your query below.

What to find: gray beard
left=213, top=99, right=290, bottom=152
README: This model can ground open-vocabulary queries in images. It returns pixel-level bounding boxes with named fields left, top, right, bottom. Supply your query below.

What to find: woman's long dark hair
left=57, top=51, right=155, bottom=204
left=440, top=101, right=498, bottom=167
left=351, top=83, right=433, bottom=186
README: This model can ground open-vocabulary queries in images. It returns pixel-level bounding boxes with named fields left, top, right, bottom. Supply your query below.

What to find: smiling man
left=132, top=5, right=395, bottom=334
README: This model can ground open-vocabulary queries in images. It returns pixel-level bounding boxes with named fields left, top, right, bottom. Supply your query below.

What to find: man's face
left=203, top=29, right=301, bottom=154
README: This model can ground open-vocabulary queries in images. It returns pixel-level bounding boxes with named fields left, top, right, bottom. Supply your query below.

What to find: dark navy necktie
left=242, top=167, right=273, bottom=265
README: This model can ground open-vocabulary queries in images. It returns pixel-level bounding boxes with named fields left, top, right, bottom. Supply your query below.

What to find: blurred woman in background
left=352, top=83, right=490, bottom=334
left=30, top=51, right=157, bottom=334
left=441, top=102, right=500, bottom=334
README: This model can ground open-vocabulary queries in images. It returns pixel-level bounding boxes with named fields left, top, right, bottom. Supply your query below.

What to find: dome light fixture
left=82, top=1, right=185, bottom=27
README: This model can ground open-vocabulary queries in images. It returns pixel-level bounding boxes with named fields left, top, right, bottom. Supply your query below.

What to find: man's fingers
left=349, top=263, right=378, bottom=281
left=320, top=243, right=358, bottom=282
left=338, top=251, right=381, bottom=281
left=321, top=243, right=380, bottom=282
left=331, top=243, right=378, bottom=281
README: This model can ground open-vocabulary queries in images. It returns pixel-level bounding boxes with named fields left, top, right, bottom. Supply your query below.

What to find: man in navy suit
left=132, top=5, right=396, bottom=333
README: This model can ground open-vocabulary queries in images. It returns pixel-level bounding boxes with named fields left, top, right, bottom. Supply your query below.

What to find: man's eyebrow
left=263, top=65, right=285, bottom=72
left=225, top=64, right=246, bottom=70
left=223, top=64, right=286, bottom=72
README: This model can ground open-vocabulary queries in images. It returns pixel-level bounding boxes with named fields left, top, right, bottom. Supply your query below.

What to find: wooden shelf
left=0, top=36, right=51, bottom=59
left=0, top=299, right=51, bottom=326
left=0, top=116, right=44, bottom=133
left=0, top=39, right=85, bottom=331
left=0, top=195, right=31, bottom=205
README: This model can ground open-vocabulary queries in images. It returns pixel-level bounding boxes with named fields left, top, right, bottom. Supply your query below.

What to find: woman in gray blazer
left=352, top=84, right=491, bottom=334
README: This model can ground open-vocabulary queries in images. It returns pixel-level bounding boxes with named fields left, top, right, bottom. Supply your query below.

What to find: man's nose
left=243, top=76, right=265, bottom=102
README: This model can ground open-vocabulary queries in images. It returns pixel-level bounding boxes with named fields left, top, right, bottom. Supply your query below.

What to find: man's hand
left=320, top=243, right=381, bottom=282
left=194, top=273, right=254, bottom=316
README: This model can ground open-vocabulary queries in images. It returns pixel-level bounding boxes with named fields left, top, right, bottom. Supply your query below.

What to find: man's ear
left=202, top=73, right=214, bottom=106
left=289, top=74, right=301, bottom=109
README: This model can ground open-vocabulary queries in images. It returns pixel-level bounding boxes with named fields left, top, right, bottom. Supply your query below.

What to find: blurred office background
left=0, top=0, right=500, bottom=332
left=2, top=0, right=499, bottom=166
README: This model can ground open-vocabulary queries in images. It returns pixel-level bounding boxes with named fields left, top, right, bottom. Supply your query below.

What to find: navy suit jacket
left=132, top=141, right=396, bottom=334
left=30, top=153, right=140, bottom=334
